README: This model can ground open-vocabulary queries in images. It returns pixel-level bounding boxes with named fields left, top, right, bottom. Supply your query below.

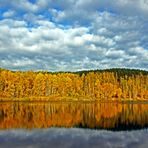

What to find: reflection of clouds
left=0, top=128, right=148, bottom=148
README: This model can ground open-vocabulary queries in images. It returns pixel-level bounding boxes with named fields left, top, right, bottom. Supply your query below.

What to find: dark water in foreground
left=0, top=128, right=148, bottom=148
left=0, top=102, right=148, bottom=147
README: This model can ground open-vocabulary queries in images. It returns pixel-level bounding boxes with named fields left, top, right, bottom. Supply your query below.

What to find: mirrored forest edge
left=0, top=68, right=148, bottom=101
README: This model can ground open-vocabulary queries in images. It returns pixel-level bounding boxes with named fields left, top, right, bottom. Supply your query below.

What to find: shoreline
left=0, top=97, right=148, bottom=103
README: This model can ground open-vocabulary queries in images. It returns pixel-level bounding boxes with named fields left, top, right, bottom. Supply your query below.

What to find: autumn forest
left=0, top=68, right=148, bottom=101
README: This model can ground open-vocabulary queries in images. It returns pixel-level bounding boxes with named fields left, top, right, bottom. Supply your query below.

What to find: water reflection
left=0, top=102, right=148, bottom=130
left=0, top=128, right=148, bottom=148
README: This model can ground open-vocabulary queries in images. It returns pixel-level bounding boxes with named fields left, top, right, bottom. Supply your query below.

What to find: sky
left=0, top=0, right=148, bottom=71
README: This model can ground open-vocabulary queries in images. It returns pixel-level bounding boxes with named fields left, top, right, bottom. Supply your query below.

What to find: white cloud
left=0, top=19, right=27, bottom=28
left=2, top=10, right=15, bottom=18
left=0, top=0, right=148, bottom=71
left=1, top=58, right=35, bottom=67
left=1, top=0, right=148, bottom=19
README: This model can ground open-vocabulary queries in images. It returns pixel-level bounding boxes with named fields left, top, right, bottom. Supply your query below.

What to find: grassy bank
left=0, top=97, right=147, bottom=103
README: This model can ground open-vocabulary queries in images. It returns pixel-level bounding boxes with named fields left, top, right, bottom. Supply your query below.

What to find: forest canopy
left=0, top=68, right=148, bottom=101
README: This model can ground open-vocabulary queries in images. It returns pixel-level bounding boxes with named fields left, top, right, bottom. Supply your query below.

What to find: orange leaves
left=0, top=69, right=147, bottom=100
left=0, top=102, right=148, bottom=129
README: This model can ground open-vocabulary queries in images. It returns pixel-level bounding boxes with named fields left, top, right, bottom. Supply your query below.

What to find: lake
left=0, top=102, right=148, bottom=148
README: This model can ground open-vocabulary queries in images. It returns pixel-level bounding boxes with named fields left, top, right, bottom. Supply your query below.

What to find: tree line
left=0, top=68, right=148, bottom=100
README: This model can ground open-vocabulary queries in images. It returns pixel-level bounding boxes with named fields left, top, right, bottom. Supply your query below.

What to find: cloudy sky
left=0, top=0, right=148, bottom=71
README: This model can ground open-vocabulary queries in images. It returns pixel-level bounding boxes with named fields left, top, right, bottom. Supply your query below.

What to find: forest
left=0, top=68, right=148, bottom=101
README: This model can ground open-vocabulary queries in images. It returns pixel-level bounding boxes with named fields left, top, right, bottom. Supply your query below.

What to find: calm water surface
left=0, top=102, right=148, bottom=148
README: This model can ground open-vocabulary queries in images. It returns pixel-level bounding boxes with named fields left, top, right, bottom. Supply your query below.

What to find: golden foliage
left=0, top=102, right=148, bottom=129
left=0, top=70, right=147, bottom=100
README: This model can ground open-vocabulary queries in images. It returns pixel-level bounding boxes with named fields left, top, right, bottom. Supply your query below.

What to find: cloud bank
left=0, top=0, right=148, bottom=71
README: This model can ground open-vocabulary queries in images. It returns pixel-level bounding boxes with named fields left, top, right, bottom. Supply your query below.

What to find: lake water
left=0, top=102, right=148, bottom=148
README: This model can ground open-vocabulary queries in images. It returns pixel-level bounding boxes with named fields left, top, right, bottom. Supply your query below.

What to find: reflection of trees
left=0, top=103, right=148, bottom=130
